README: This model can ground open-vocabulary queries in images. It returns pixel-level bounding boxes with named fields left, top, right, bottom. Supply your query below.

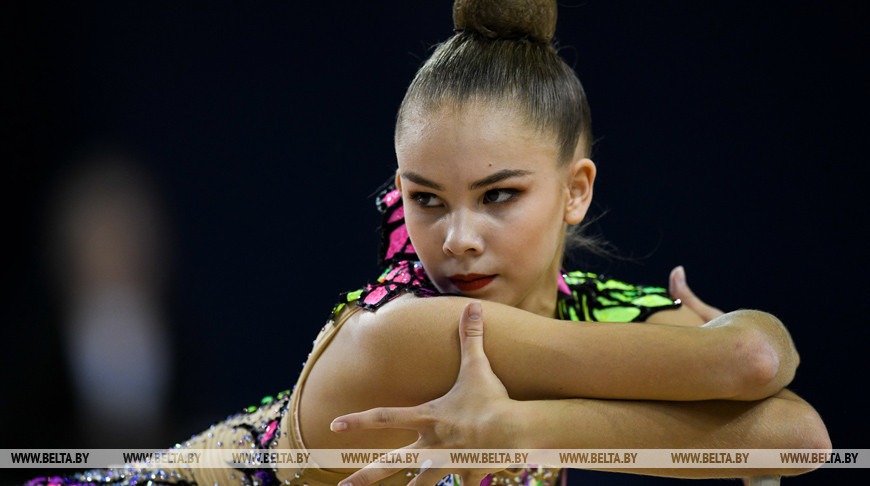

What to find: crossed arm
left=301, top=270, right=829, bottom=484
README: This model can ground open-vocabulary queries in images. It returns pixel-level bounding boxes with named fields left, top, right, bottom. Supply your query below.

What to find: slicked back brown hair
left=395, top=0, right=592, bottom=164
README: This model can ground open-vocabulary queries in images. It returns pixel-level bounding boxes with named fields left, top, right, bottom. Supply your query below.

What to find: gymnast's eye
left=483, top=188, right=520, bottom=204
left=410, top=192, right=444, bottom=208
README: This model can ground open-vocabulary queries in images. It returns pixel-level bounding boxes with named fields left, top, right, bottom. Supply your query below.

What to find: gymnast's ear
left=395, top=170, right=402, bottom=192
left=564, top=157, right=596, bottom=225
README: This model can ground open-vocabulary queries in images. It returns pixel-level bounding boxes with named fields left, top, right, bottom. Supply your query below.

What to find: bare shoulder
left=311, top=294, right=489, bottom=406
left=355, top=293, right=470, bottom=342
left=347, top=294, right=471, bottom=393
left=298, top=295, right=469, bottom=450
left=643, top=305, right=706, bottom=327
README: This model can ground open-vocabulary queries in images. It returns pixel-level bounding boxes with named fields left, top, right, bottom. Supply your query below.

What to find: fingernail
left=674, top=266, right=686, bottom=290
left=468, top=301, right=482, bottom=321
left=330, top=421, right=347, bottom=432
left=339, top=481, right=352, bottom=486
left=420, top=458, right=432, bottom=473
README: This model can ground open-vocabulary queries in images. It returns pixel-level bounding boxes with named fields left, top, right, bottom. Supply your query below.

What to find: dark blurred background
left=4, top=1, right=867, bottom=484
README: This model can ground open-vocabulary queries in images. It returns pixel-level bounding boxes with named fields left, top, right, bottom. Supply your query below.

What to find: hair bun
left=453, top=0, right=557, bottom=43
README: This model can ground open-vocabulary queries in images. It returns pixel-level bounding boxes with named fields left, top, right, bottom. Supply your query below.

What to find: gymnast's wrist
left=505, top=400, right=545, bottom=450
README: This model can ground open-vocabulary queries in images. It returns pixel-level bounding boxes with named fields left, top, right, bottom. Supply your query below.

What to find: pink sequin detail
left=383, top=189, right=401, bottom=207
left=261, top=419, right=278, bottom=445
left=557, top=274, right=571, bottom=294
left=384, top=266, right=401, bottom=280
left=387, top=205, right=404, bottom=223
left=364, top=285, right=388, bottom=304
left=386, top=224, right=409, bottom=259
left=404, top=241, right=415, bottom=254
left=480, top=475, right=493, bottom=486
left=393, top=267, right=411, bottom=284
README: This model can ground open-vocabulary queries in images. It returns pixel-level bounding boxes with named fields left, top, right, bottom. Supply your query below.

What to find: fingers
left=408, top=470, right=490, bottom=486
left=331, top=405, right=430, bottom=433
left=457, top=301, right=505, bottom=390
left=339, top=448, right=421, bottom=486
left=669, top=266, right=724, bottom=321
left=411, top=469, right=488, bottom=486
left=459, top=301, right=486, bottom=361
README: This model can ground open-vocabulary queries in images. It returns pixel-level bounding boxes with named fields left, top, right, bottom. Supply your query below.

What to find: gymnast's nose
left=442, top=209, right=485, bottom=257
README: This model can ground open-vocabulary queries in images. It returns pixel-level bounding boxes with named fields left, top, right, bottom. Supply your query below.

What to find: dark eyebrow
left=469, top=169, right=533, bottom=190
left=401, top=168, right=533, bottom=192
left=400, top=171, right=443, bottom=190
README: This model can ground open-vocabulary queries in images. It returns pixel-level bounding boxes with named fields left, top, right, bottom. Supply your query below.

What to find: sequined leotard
left=24, top=184, right=679, bottom=486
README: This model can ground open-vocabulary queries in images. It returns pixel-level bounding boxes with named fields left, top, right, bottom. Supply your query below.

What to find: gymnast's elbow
left=729, top=314, right=797, bottom=400
left=779, top=401, right=833, bottom=476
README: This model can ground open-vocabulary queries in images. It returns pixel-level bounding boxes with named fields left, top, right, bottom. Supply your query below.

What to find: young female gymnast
left=309, top=0, right=829, bottom=484
left=25, top=1, right=829, bottom=486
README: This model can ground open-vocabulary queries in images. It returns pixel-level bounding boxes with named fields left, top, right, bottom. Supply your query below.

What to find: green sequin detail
left=568, top=306, right=579, bottom=321
left=332, top=302, right=345, bottom=316
left=596, top=296, right=621, bottom=306
left=631, top=294, right=676, bottom=308
left=600, top=279, right=634, bottom=291
left=593, top=306, right=642, bottom=322
left=557, top=271, right=679, bottom=323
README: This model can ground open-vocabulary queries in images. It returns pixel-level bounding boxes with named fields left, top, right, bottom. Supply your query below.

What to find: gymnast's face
left=395, top=101, right=595, bottom=317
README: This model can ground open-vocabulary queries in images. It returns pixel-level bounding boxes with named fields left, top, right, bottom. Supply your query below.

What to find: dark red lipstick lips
left=448, top=274, right=496, bottom=292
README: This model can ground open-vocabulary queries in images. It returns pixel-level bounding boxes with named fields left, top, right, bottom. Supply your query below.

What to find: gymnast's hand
left=330, top=301, right=517, bottom=486
left=671, top=267, right=788, bottom=486
left=669, top=265, right=725, bottom=320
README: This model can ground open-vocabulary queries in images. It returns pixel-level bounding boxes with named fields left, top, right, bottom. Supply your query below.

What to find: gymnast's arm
left=511, top=389, right=828, bottom=478
left=328, top=302, right=829, bottom=482
left=341, top=293, right=796, bottom=403
left=299, top=290, right=801, bottom=455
